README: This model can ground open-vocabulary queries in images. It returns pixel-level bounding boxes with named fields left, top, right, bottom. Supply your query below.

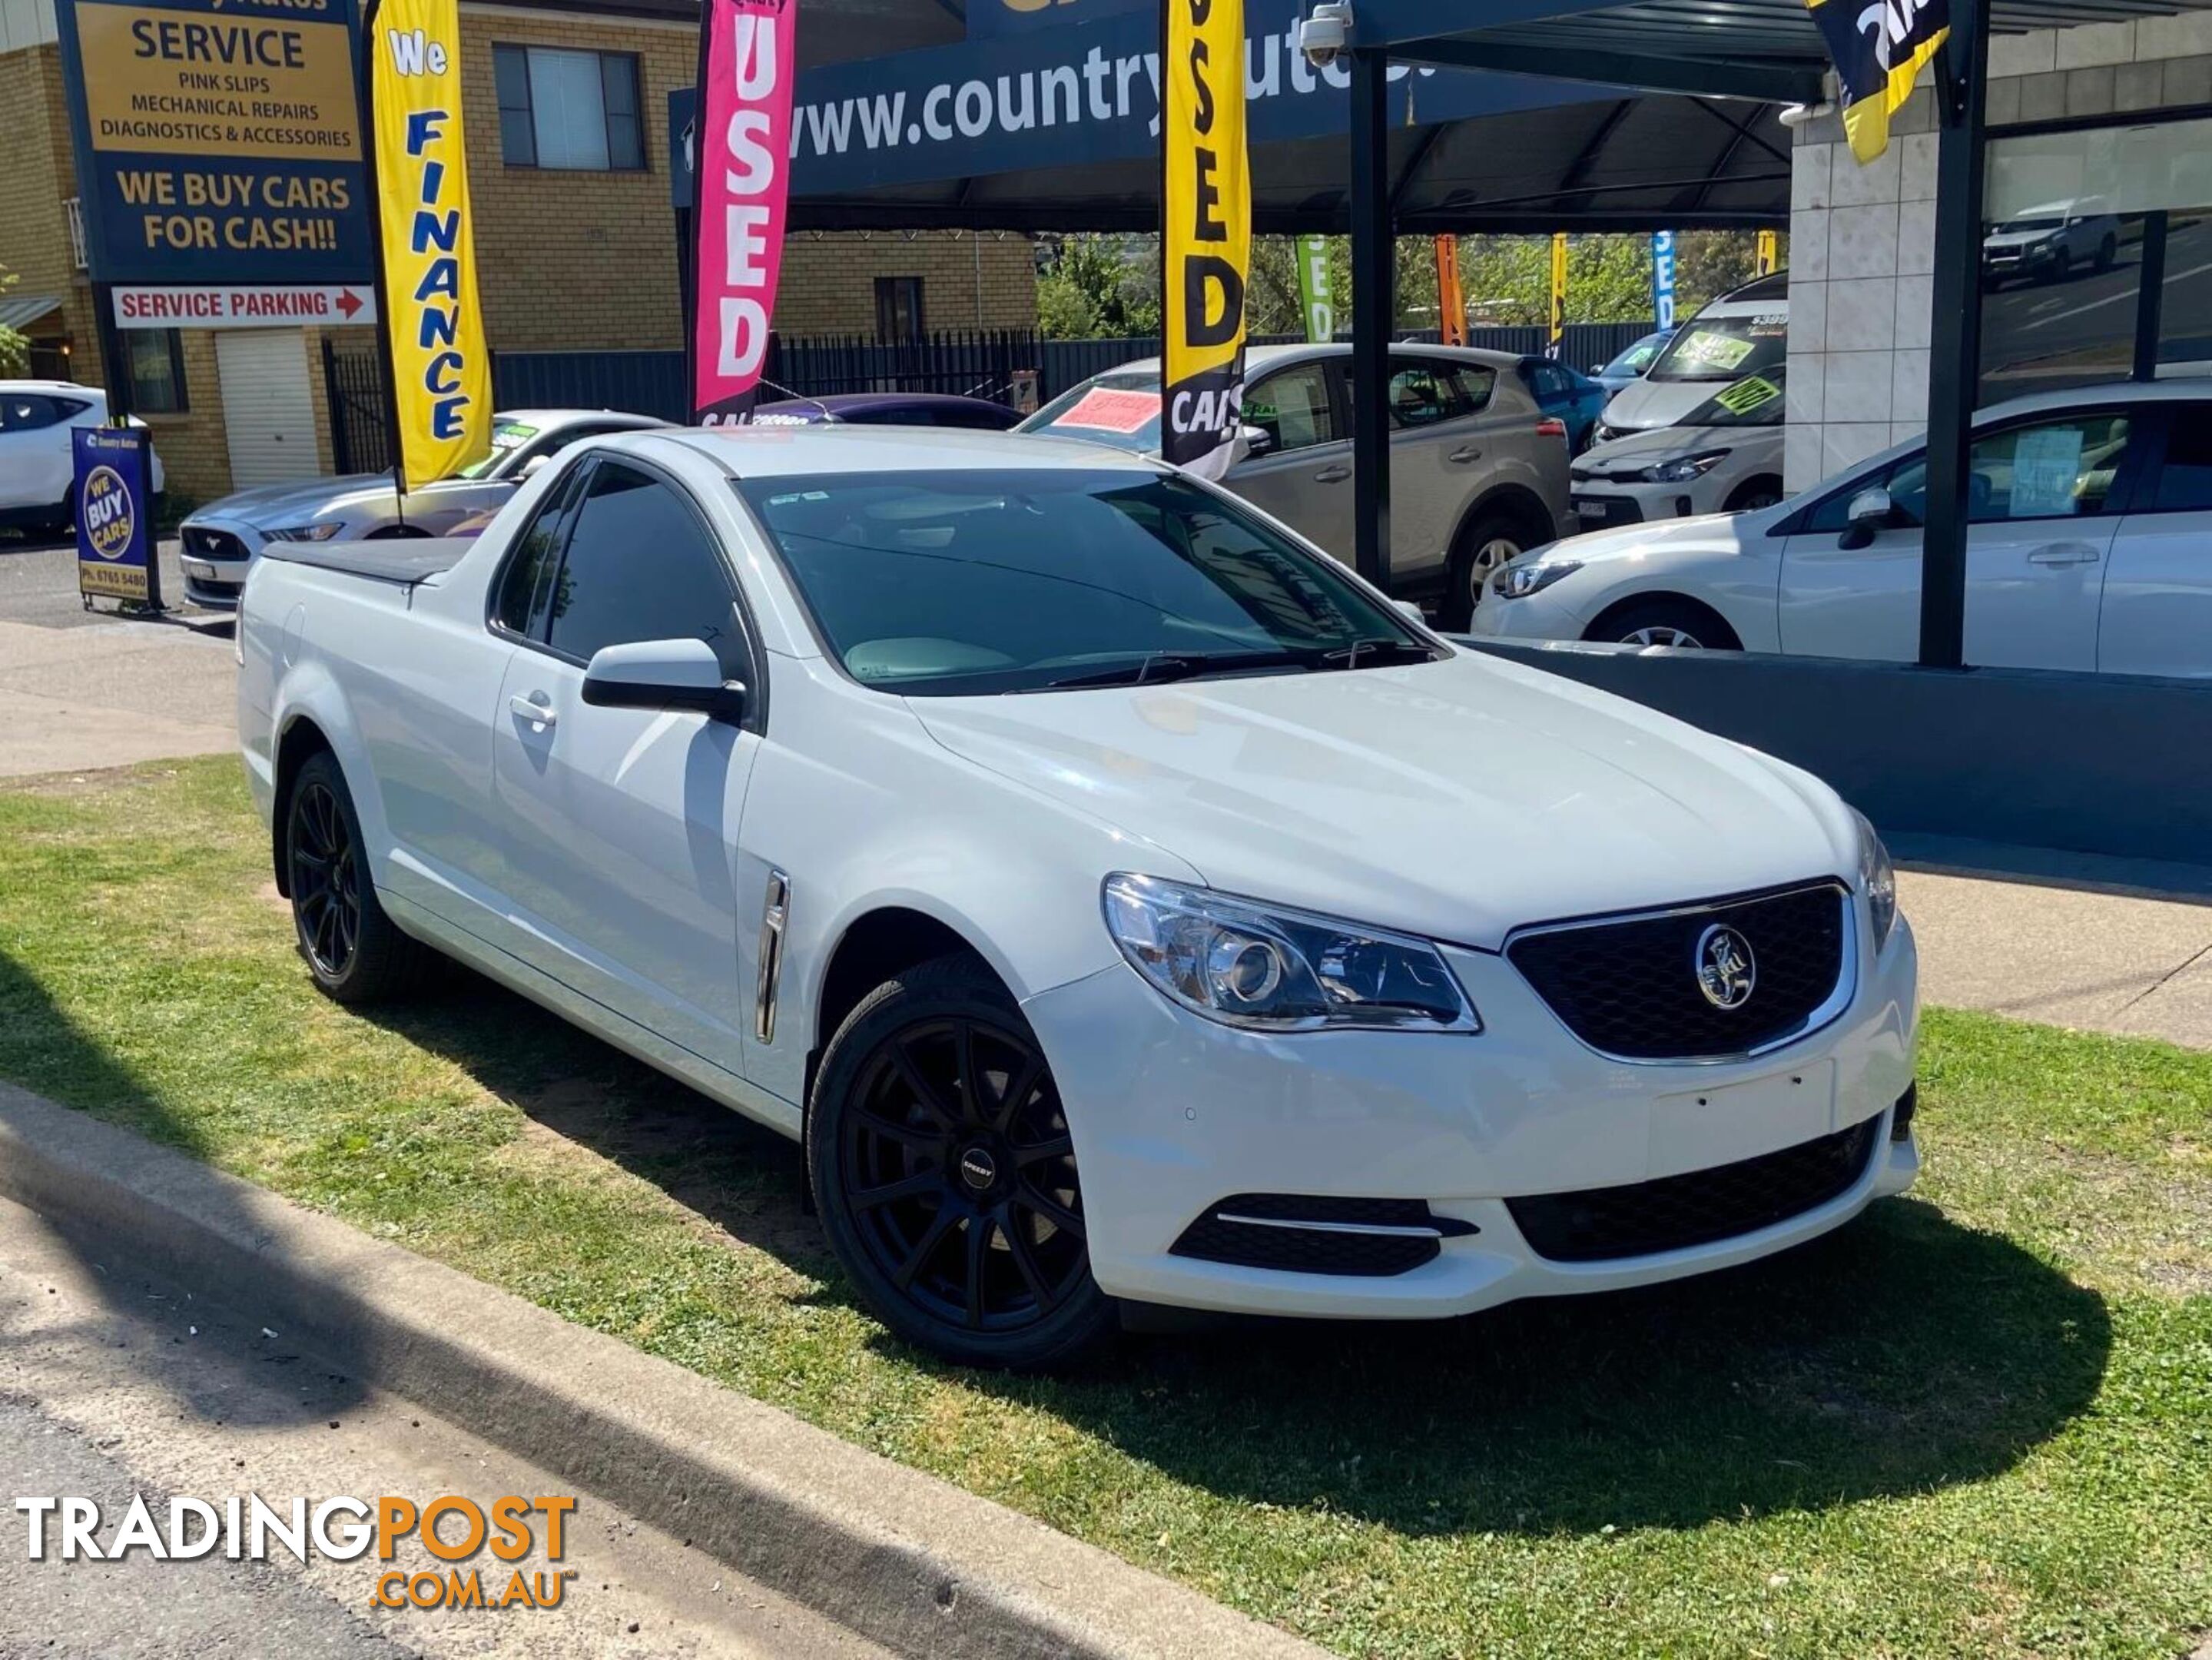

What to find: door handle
left=509, top=692, right=556, bottom=727
left=1448, top=446, right=1483, bottom=464
left=1312, top=464, right=1351, bottom=484
left=2027, top=543, right=2101, bottom=566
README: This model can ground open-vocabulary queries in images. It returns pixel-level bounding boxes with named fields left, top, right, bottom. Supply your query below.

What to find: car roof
left=1073, top=341, right=1529, bottom=380
left=0, top=380, right=101, bottom=396
left=1975, top=377, right=2209, bottom=422
left=496, top=407, right=667, bottom=429
left=641, top=423, right=1168, bottom=478
left=756, top=391, right=1001, bottom=411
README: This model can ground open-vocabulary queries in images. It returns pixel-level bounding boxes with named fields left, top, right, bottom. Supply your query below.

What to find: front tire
left=1438, top=512, right=1530, bottom=630
left=808, top=954, right=1114, bottom=1370
left=284, top=751, right=433, bottom=1003
left=1587, top=596, right=1742, bottom=652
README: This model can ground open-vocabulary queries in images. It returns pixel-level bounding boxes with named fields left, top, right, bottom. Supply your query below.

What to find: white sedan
left=237, top=426, right=1919, bottom=1369
left=1477, top=380, right=2210, bottom=673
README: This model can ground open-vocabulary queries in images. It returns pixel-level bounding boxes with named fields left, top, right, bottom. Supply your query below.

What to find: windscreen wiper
left=1032, top=650, right=1320, bottom=691
left=1310, top=637, right=1441, bottom=670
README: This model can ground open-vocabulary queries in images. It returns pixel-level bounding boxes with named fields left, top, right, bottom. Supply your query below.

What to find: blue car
left=1514, top=357, right=1611, bottom=453
left=1590, top=329, right=1679, bottom=400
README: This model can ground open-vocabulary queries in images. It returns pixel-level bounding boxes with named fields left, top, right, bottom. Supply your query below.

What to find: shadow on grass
left=362, top=961, right=2112, bottom=1540
left=0, top=951, right=372, bottom=1428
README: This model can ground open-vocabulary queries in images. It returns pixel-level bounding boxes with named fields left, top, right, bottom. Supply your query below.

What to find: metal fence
left=324, top=320, right=1664, bottom=465
left=321, top=340, right=392, bottom=476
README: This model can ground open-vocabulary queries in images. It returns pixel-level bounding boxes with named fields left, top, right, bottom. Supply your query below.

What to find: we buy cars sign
left=53, top=0, right=373, bottom=287
left=112, top=284, right=376, bottom=327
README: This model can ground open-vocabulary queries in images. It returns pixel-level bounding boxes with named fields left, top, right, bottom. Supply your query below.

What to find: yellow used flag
left=371, top=0, right=490, bottom=485
left=1161, top=0, right=1249, bottom=479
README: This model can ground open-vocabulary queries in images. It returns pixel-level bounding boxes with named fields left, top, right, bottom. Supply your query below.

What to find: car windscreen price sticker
left=1056, top=387, right=1158, bottom=433
left=73, top=426, right=161, bottom=609
left=1712, top=375, right=1781, bottom=417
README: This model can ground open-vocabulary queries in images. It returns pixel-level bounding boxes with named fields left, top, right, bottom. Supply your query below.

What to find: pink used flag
left=691, top=0, right=796, bottom=423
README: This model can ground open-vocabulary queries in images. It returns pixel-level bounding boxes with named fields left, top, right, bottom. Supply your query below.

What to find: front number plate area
left=1648, top=1059, right=1836, bottom=1180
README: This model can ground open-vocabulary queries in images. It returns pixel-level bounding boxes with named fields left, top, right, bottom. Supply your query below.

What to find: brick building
left=0, top=0, right=1038, bottom=506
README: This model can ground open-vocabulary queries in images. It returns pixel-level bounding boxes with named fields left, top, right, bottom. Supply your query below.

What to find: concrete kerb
left=0, top=1081, right=1325, bottom=1660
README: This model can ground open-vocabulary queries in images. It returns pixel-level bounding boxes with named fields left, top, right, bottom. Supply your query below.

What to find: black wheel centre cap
left=957, top=1144, right=1000, bottom=1193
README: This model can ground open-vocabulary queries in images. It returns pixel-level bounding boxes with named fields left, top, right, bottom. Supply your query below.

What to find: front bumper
left=178, top=517, right=267, bottom=610
left=1570, top=474, right=1725, bottom=528
left=1023, top=912, right=1918, bottom=1319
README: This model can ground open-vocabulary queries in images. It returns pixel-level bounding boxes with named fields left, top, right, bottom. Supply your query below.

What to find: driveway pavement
left=0, top=536, right=237, bottom=777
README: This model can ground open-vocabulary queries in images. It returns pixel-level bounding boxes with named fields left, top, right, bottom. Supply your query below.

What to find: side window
left=1, top=395, right=59, bottom=432
left=1242, top=362, right=1338, bottom=452
left=490, top=462, right=587, bottom=637
left=2151, top=411, right=2212, bottom=512
left=1889, top=413, right=2133, bottom=525
left=545, top=463, right=751, bottom=680
left=1450, top=364, right=1498, bottom=409
left=1385, top=358, right=1475, bottom=429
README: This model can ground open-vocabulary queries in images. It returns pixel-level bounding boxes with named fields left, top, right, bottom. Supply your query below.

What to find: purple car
left=744, top=392, right=1022, bottom=430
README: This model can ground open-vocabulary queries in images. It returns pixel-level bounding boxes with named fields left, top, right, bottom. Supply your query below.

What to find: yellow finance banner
left=1161, top=0, right=1249, bottom=479
left=1547, top=232, right=1567, bottom=354
left=371, top=0, right=489, bottom=485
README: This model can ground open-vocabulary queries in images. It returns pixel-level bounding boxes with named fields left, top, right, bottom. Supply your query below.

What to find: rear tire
left=808, top=953, right=1116, bottom=1370
left=1438, top=511, right=1533, bottom=630
left=1587, top=596, right=1742, bottom=652
left=284, top=751, right=433, bottom=1004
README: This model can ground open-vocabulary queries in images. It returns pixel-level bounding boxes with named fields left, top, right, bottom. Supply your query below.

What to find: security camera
left=1298, top=2, right=1351, bottom=70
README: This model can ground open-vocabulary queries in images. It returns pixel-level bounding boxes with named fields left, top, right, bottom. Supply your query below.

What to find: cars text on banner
left=1805, top=0, right=1948, bottom=164
left=692, top=0, right=797, bottom=424
left=1160, top=0, right=1250, bottom=480
left=370, top=0, right=491, bottom=485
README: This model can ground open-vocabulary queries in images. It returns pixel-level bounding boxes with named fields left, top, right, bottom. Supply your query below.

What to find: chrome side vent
left=754, top=869, right=789, bottom=1043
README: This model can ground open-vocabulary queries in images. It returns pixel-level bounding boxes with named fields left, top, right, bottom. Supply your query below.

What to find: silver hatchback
left=1019, top=344, right=1576, bottom=626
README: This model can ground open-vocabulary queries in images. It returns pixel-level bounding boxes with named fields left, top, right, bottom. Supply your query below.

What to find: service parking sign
left=74, top=427, right=161, bottom=609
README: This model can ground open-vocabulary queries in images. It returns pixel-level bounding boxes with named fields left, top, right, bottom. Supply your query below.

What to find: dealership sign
left=54, top=0, right=373, bottom=287
left=112, top=283, right=376, bottom=327
left=73, top=427, right=160, bottom=609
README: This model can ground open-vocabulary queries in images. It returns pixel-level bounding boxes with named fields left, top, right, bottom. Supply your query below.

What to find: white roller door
left=216, top=328, right=320, bottom=487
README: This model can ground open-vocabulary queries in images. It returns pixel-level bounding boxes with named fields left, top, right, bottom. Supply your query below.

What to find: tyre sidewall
left=807, top=957, right=1114, bottom=1370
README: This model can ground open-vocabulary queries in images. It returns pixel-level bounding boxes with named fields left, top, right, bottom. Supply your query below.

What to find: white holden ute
left=237, top=426, right=1919, bottom=1369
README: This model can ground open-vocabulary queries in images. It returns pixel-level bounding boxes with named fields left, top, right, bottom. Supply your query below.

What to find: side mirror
left=519, top=453, right=551, bottom=480
left=1839, top=485, right=1894, bottom=550
left=1393, top=598, right=1427, bottom=623
left=581, top=638, right=747, bottom=723
left=1237, top=423, right=1273, bottom=458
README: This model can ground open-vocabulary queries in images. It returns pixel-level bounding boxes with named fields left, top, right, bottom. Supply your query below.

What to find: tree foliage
left=1036, top=234, right=1161, bottom=339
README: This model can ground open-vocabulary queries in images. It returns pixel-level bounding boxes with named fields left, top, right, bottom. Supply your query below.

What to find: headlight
left=1639, top=450, right=1729, bottom=484
left=271, top=522, right=343, bottom=542
left=1593, top=423, right=1620, bottom=445
left=1102, top=874, right=1479, bottom=1033
left=1852, top=809, right=1897, bottom=946
left=1491, top=558, right=1582, bottom=599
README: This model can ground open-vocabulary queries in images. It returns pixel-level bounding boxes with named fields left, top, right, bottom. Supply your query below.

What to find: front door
left=488, top=456, right=763, bottom=1069
left=1224, top=358, right=1354, bottom=562
left=1780, top=409, right=2140, bottom=671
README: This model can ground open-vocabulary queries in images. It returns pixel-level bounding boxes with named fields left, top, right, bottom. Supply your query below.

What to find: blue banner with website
left=53, top=0, right=373, bottom=285
left=673, top=1, right=1613, bottom=203
left=75, top=427, right=160, bottom=609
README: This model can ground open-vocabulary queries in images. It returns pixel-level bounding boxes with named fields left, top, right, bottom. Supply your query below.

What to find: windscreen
left=456, top=419, right=536, bottom=480
left=735, top=467, right=1429, bottom=696
left=1015, top=372, right=1162, bottom=454
left=1647, top=313, right=1788, bottom=383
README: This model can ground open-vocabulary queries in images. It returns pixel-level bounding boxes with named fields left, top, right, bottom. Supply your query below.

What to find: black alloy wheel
left=283, top=749, right=433, bottom=1004
left=289, top=776, right=360, bottom=980
left=810, top=954, right=1115, bottom=1368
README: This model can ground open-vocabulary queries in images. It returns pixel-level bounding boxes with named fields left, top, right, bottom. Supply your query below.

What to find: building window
left=124, top=329, right=187, bottom=414
left=875, top=277, right=925, bottom=344
left=493, top=45, right=644, bottom=171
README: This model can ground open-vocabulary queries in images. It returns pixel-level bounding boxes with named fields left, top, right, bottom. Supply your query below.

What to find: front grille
left=183, top=526, right=250, bottom=562
left=1507, top=881, right=1848, bottom=1061
left=1170, top=1194, right=1471, bottom=1277
left=1507, top=1117, right=1880, bottom=1263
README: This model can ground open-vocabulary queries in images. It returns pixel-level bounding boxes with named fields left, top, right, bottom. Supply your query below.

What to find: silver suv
left=1020, top=344, right=1576, bottom=626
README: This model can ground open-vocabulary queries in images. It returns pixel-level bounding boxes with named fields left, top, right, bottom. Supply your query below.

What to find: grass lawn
left=2, top=757, right=2207, bottom=1659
